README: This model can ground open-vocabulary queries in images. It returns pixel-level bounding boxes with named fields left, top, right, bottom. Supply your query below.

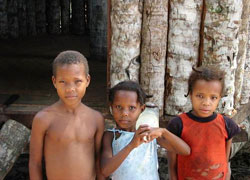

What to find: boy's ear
left=86, top=74, right=91, bottom=87
left=52, top=76, right=57, bottom=88
left=109, top=106, right=113, bottom=115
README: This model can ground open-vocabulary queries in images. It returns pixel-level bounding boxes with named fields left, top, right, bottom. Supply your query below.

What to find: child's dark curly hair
left=187, top=66, right=225, bottom=96
left=109, top=81, right=146, bottom=105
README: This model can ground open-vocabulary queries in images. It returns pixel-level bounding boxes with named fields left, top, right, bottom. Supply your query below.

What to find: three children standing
left=29, top=51, right=240, bottom=180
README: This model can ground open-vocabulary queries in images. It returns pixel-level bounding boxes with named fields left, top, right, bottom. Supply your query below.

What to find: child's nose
left=203, top=98, right=211, bottom=105
left=122, top=109, right=129, bottom=116
left=65, top=83, right=76, bottom=92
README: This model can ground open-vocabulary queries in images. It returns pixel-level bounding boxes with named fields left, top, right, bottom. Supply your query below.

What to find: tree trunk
left=234, top=0, right=250, bottom=109
left=60, top=0, right=70, bottom=34
left=240, top=19, right=250, bottom=104
left=0, top=120, right=30, bottom=179
left=35, top=0, right=46, bottom=34
left=89, top=0, right=107, bottom=60
left=140, top=0, right=168, bottom=116
left=110, top=0, right=143, bottom=87
left=18, top=0, right=27, bottom=37
left=47, top=0, right=61, bottom=34
left=0, top=0, right=8, bottom=39
left=7, top=0, right=18, bottom=38
left=164, top=0, right=202, bottom=115
left=72, top=0, right=85, bottom=35
left=26, top=0, right=36, bottom=36
left=203, top=0, right=243, bottom=116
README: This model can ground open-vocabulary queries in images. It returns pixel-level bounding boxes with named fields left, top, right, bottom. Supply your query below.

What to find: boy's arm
left=100, top=125, right=149, bottom=177
left=148, top=128, right=190, bottom=155
left=167, top=151, right=178, bottom=180
left=29, top=112, right=49, bottom=180
left=94, top=113, right=105, bottom=180
left=225, top=139, right=232, bottom=180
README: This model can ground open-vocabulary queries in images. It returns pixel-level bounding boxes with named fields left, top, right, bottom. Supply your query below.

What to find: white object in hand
left=136, top=106, right=159, bottom=130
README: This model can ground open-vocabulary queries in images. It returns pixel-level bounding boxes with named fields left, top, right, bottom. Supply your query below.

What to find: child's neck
left=116, top=126, right=136, bottom=132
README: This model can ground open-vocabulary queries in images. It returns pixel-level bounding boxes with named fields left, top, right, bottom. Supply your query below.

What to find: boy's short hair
left=53, top=50, right=89, bottom=76
left=109, top=81, right=146, bottom=105
left=188, top=65, right=225, bottom=95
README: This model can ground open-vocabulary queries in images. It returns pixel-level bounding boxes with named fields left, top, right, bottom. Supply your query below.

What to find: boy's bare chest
left=47, top=116, right=96, bottom=144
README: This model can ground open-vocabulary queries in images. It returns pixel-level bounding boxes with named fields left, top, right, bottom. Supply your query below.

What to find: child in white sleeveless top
left=101, top=81, right=190, bottom=180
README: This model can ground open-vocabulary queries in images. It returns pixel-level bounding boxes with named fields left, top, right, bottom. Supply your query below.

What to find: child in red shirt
left=167, top=66, right=240, bottom=180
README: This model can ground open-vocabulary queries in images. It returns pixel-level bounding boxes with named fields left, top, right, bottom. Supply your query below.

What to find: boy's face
left=52, top=63, right=90, bottom=107
left=190, top=79, right=222, bottom=118
left=111, top=90, right=145, bottom=131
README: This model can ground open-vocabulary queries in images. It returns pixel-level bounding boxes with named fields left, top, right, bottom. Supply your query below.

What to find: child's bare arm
left=148, top=128, right=190, bottom=155
left=94, top=113, right=105, bottom=180
left=29, top=112, right=50, bottom=180
left=167, top=151, right=178, bottom=180
left=225, top=139, right=232, bottom=180
left=101, top=125, right=150, bottom=177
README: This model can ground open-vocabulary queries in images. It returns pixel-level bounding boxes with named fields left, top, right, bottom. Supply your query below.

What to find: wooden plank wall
left=0, top=0, right=87, bottom=38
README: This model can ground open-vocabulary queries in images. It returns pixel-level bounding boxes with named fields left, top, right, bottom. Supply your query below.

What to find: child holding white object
left=101, top=81, right=190, bottom=180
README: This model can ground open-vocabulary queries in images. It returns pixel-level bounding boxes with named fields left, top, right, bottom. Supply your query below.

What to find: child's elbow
left=180, top=146, right=191, bottom=156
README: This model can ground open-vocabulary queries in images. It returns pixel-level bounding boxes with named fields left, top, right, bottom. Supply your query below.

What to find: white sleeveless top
left=109, top=129, right=159, bottom=180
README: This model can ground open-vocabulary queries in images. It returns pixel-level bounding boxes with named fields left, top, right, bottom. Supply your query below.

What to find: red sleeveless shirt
left=177, top=113, right=228, bottom=180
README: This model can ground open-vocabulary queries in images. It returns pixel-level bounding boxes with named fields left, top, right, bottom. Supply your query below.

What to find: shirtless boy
left=29, top=50, right=104, bottom=180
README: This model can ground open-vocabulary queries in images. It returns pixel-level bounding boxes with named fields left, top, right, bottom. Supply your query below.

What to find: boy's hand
left=129, top=125, right=150, bottom=148
left=147, top=128, right=163, bottom=142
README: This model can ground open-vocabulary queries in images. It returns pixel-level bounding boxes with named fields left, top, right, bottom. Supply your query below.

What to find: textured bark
left=110, top=0, right=143, bottom=87
left=164, top=0, right=202, bottom=115
left=240, top=19, right=250, bottom=104
left=0, top=120, right=30, bottom=179
left=35, top=0, right=46, bottom=34
left=0, top=0, right=8, bottom=38
left=203, top=0, right=243, bottom=116
left=60, top=0, right=70, bottom=34
left=234, top=0, right=250, bottom=109
left=7, top=0, right=18, bottom=38
left=47, top=0, right=61, bottom=34
left=18, top=0, right=27, bottom=37
left=26, top=0, right=36, bottom=36
left=72, top=0, right=85, bottom=35
left=140, top=0, right=168, bottom=116
left=89, top=0, right=107, bottom=59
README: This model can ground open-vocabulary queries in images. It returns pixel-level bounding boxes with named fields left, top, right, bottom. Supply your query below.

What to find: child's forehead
left=193, top=79, right=223, bottom=93
left=114, top=90, right=138, bottom=100
left=56, top=63, right=86, bottom=74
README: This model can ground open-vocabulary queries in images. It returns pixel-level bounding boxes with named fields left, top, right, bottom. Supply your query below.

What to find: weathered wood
left=60, top=0, right=70, bottom=34
left=0, top=120, right=30, bottom=179
left=47, top=0, right=61, bottom=34
left=107, top=0, right=112, bottom=89
left=35, top=0, right=46, bottom=34
left=18, top=0, right=27, bottom=37
left=72, top=0, right=85, bottom=35
left=0, top=0, right=8, bottom=38
left=89, top=0, right=107, bottom=59
left=26, top=0, right=36, bottom=36
left=140, top=0, right=168, bottom=116
left=203, top=0, right=243, bottom=116
left=7, top=0, right=18, bottom=38
left=110, top=0, right=142, bottom=87
left=234, top=0, right=250, bottom=109
left=164, top=0, right=202, bottom=115
left=240, top=19, right=250, bottom=104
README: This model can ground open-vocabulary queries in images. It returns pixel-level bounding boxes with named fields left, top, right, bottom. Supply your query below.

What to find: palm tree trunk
left=110, top=0, right=143, bottom=87
left=140, top=0, right=168, bottom=116
left=202, top=0, right=243, bottom=116
left=164, top=0, right=202, bottom=115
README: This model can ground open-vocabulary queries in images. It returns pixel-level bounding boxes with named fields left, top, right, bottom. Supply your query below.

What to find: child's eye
left=75, top=80, right=82, bottom=84
left=211, top=96, right=218, bottom=100
left=129, top=106, right=136, bottom=110
left=59, top=80, right=65, bottom=83
left=116, top=105, right=122, bottom=110
left=196, top=94, right=203, bottom=98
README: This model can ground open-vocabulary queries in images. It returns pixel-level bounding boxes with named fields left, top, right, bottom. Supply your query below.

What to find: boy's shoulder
left=81, top=104, right=104, bottom=120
